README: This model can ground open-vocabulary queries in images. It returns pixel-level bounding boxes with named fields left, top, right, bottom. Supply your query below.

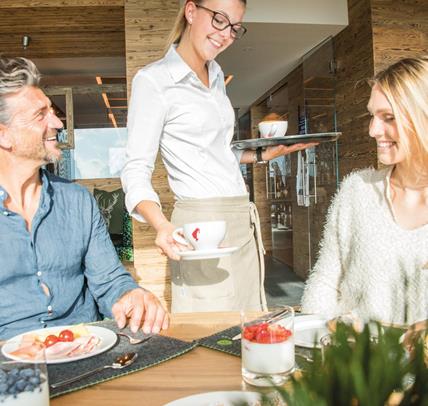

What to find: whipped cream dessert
left=241, top=322, right=295, bottom=375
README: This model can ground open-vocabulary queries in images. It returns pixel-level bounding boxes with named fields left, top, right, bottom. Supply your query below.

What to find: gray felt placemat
left=197, top=325, right=241, bottom=357
left=0, top=320, right=197, bottom=398
left=49, top=320, right=197, bottom=398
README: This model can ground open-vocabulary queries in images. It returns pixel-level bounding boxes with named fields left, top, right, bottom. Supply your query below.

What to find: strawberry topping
left=243, top=322, right=292, bottom=344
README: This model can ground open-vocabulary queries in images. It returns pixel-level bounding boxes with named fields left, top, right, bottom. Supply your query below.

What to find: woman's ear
left=184, top=1, right=196, bottom=24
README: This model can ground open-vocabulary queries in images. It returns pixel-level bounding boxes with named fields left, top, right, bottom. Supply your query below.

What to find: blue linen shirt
left=0, top=170, right=138, bottom=339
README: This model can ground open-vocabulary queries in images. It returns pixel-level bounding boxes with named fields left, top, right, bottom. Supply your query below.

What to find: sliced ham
left=10, top=342, right=45, bottom=360
left=10, top=334, right=45, bottom=360
left=67, top=335, right=101, bottom=357
left=45, top=335, right=101, bottom=359
left=45, top=341, right=81, bottom=358
left=10, top=332, right=101, bottom=361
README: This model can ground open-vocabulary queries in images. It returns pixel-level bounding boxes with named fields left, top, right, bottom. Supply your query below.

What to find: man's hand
left=112, top=288, right=169, bottom=334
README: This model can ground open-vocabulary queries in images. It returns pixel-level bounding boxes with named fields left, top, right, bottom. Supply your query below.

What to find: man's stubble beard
left=11, top=136, right=62, bottom=165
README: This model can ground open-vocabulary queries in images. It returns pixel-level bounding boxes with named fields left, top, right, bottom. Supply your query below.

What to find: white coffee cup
left=172, top=220, right=226, bottom=251
left=258, top=120, right=288, bottom=138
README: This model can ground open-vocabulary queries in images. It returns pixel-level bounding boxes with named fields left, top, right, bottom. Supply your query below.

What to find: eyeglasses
left=195, top=4, right=247, bottom=40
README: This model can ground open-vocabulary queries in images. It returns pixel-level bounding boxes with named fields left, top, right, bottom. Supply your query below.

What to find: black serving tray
left=232, top=132, right=341, bottom=150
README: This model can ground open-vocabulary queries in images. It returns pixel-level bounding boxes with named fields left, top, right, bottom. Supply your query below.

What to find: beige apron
left=170, top=195, right=268, bottom=312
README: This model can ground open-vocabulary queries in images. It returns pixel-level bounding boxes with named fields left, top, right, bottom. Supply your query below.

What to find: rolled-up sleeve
left=83, top=194, right=138, bottom=318
left=121, top=71, right=167, bottom=222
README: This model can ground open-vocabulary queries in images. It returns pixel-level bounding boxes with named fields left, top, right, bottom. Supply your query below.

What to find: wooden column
left=285, top=65, right=310, bottom=279
left=124, top=0, right=179, bottom=310
left=250, top=104, right=273, bottom=254
left=333, top=0, right=377, bottom=178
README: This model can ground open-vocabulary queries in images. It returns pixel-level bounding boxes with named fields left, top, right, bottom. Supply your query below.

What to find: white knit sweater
left=301, top=167, right=428, bottom=325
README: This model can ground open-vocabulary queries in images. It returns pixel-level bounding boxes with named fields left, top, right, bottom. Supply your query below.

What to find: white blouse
left=121, top=45, right=247, bottom=222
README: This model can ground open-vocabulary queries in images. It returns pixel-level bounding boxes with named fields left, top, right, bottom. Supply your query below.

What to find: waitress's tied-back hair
left=372, top=56, right=428, bottom=174
left=165, top=0, right=247, bottom=52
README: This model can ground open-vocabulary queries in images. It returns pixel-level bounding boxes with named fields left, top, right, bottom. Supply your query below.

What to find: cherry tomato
left=44, top=335, right=59, bottom=347
left=58, top=329, right=74, bottom=342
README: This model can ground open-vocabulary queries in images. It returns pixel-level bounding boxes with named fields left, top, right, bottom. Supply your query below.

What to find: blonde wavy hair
left=372, top=56, right=428, bottom=175
left=165, top=0, right=247, bottom=52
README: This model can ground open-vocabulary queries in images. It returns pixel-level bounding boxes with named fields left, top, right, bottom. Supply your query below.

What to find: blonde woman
left=302, top=57, right=428, bottom=325
left=122, top=0, right=313, bottom=312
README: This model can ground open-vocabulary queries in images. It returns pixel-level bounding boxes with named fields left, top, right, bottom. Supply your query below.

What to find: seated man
left=0, top=56, right=169, bottom=340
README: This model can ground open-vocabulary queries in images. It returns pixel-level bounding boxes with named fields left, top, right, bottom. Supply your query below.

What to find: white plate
left=178, top=246, right=239, bottom=260
left=1, top=325, right=117, bottom=364
left=294, top=314, right=329, bottom=348
left=165, top=391, right=263, bottom=406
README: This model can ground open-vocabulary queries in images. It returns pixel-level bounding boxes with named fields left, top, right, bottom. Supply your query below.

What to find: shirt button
left=47, top=305, right=52, bottom=311
left=40, top=320, right=45, bottom=324
left=0, top=191, right=4, bottom=197
left=36, top=271, right=42, bottom=277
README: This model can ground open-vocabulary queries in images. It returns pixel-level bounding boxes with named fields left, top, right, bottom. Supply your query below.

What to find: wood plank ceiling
left=0, top=5, right=125, bottom=59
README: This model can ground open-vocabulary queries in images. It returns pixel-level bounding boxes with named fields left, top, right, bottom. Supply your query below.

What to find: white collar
left=165, top=45, right=223, bottom=87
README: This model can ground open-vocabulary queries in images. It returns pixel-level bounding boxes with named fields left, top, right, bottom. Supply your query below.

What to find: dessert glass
left=241, top=306, right=295, bottom=386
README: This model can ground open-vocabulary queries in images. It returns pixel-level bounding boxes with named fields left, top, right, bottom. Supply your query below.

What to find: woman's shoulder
left=133, top=57, right=169, bottom=86
left=339, top=166, right=390, bottom=193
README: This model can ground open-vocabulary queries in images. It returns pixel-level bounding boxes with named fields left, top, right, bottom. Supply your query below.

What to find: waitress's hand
left=155, top=221, right=189, bottom=261
left=263, top=142, right=318, bottom=160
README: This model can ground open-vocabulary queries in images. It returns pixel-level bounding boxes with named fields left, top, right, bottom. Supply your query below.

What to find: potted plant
left=264, top=322, right=427, bottom=406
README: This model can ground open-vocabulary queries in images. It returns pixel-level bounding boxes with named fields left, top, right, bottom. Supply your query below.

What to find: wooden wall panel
left=125, top=0, right=178, bottom=311
left=74, top=178, right=122, bottom=194
left=372, top=0, right=428, bottom=71
left=0, top=1, right=123, bottom=7
left=0, top=7, right=125, bottom=58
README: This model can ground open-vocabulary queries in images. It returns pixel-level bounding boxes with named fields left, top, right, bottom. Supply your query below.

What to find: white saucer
left=294, top=314, right=329, bottom=348
left=178, top=246, right=239, bottom=260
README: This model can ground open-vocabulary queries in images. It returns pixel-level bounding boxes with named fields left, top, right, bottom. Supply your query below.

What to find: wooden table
left=51, top=312, right=250, bottom=406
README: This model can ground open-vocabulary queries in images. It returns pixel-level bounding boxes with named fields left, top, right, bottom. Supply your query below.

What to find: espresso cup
left=172, top=220, right=226, bottom=251
left=258, top=120, right=288, bottom=138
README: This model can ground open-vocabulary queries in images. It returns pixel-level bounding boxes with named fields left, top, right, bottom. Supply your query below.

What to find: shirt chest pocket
left=35, top=231, right=85, bottom=276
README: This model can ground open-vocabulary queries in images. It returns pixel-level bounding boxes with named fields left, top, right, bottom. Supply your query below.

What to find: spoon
left=50, top=352, right=138, bottom=389
left=117, top=332, right=153, bottom=345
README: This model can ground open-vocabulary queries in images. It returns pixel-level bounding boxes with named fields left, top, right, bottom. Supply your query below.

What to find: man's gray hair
left=0, top=56, right=41, bottom=124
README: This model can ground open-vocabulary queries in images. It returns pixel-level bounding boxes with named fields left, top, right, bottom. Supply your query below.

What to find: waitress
left=122, top=0, right=312, bottom=312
